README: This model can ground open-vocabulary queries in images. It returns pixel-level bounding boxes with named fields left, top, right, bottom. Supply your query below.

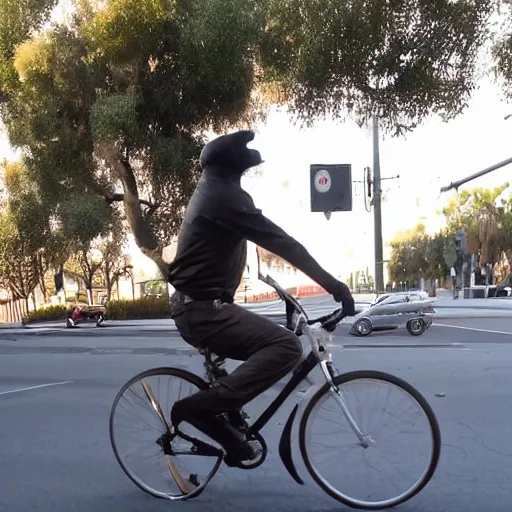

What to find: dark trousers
left=169, top=291, right=303, bottom=421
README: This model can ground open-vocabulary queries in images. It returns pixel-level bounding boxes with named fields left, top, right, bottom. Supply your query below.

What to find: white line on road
left=0, top=380, right=73, bottom=396
left=435, top=323, right=512, bottom=336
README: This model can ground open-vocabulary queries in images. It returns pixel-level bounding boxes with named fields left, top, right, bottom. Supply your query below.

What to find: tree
left=0, top=0, right=501, bottom=277
left=0, top=212, right=41, bottom=314
left=442, top=184, right=509, bottom=266
left=388, top=224, right=428, bottom=285
left=262, top=0, right=495, bottom=135
left=1, top=160, right=66, bottom=301
left=64, top=209, right=127, bottom=304
left=425, top=232, right=450, bottom=281
left=388, top=223, right=451, bottom=286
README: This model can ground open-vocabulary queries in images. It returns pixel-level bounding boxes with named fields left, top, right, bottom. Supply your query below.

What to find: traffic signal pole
left=373, top=116, right=385, bottom=294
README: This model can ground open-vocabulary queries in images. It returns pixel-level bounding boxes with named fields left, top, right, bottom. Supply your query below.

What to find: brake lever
left=322, top=308, right=345, bottom=332
left=321, top=307, right=363, bottom=332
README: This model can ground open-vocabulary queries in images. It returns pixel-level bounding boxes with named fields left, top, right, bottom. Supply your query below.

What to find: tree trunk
left=104, top=262, right=112, bottom=302
left=37, top=253, right=48, bottom=302
left=99, top=143, right=167, bottom=277
left=7, top=299, right=13, bottom=323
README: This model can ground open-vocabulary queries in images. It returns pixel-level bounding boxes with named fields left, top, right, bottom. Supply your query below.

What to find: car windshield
left=374, top=293, right=425, bottom=306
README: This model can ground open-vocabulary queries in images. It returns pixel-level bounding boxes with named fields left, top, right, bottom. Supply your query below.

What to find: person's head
left=199, top=130, right=263, bottom=177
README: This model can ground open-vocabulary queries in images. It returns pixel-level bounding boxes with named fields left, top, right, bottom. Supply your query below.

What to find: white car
left=350, top=291, right=434, bottom=337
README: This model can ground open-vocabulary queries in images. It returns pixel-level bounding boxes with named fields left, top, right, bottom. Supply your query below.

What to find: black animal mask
left=199, top=130, right=263, bottom=176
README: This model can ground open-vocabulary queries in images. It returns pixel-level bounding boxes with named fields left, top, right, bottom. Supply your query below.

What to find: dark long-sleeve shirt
left=168, top=168, right=339, bottom=301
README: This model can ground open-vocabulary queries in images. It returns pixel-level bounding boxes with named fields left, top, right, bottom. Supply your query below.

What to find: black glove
left=331, top=281, right=356, bottom=316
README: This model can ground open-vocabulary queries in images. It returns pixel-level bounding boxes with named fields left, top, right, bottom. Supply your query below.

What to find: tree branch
left=105, top=192, right=160, bottom=213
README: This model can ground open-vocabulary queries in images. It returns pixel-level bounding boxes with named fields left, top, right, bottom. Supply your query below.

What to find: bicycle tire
left=299, top=370, right=441, bottom=510
left=109, top=366, right=221, bottom=501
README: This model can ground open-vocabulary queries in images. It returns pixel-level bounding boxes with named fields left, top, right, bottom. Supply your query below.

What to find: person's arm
left=214, top=194, right=341, bottom=295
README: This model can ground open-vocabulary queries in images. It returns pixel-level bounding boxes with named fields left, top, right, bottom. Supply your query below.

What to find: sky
left=233, top=76, right=512, bottom=281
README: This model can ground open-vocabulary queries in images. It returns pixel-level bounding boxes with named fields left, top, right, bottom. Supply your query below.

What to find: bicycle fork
left=319, top=359, right=373, bottom=449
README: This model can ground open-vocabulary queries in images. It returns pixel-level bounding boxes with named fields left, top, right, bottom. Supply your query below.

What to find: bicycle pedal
left=188, top=473, right=200, bottom=487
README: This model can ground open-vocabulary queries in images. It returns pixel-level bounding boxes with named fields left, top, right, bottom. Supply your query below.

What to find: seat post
left=201, top=348, right=228, bottom=385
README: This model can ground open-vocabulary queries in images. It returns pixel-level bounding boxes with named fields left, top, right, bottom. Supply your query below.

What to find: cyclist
left=168, top=130, right=356, bottom=466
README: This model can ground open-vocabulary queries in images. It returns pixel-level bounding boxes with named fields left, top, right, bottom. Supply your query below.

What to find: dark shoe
left=180, top=413, right=255, bottom=467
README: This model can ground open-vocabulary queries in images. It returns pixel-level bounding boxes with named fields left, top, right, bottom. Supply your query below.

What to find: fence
left=0, top=299, right=29, bottom=323
left=243, top=284, right=328, bottom=304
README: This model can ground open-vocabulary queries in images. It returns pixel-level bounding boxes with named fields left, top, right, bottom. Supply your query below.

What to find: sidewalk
left=433, top=297, right=512, bottom=310
left=0, top=322, right=23, bottom=329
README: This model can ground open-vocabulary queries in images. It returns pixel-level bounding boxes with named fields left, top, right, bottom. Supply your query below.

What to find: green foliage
left=262, top=0, right=495, bottom=134
left=442, top=184, right=509, bottom=263
left=0, top=0, right=57, bottom=97
left=388, top=223, right=450, bottom=284
left=390, top=182, right=512, bottom=284
left=91, top=89, right=141, bottom=142
left=106, top=297, right=170, bottom=320
left=442, top=238, right=458, bottom=268
left=0, top=211, right=41, bottom=300
left=58, top=194, right=111, bottom=251
left=23, top=304, right=67, bottom=324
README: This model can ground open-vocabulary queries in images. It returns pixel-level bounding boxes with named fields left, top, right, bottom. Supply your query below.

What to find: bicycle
left=109, top=272, right=441, bottom=510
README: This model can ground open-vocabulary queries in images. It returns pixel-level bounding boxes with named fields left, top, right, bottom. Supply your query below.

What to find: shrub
left=23, top=305, right=68, bottom=324
left=106, top=297, right=171, bottom=320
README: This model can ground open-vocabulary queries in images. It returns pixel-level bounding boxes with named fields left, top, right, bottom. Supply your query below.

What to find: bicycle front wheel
left=109, top=367, right=223, bottom=501
left=299, top=370, right=441, bottom=510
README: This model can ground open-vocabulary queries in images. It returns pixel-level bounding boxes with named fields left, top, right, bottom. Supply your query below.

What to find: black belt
left=173, top=290, right=234, bottom=305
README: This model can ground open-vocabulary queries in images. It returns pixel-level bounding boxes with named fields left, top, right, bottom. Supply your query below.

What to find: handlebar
left=258, top=272, right=359, bottom=333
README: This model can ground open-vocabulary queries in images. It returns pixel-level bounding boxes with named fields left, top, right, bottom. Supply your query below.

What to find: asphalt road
left=2, top=318, right=512, bottom=512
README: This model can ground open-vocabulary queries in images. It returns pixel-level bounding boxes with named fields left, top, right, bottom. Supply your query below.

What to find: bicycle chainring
left=235, top=432, right=268, bottom=470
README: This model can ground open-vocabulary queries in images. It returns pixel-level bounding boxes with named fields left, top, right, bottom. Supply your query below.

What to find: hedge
left=23, top=305, right=68, bottom=324
left=106, top=297, right=171, bottom=320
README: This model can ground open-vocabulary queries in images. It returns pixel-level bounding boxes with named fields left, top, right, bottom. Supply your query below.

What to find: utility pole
left=372, top=115, right=385, bottom=294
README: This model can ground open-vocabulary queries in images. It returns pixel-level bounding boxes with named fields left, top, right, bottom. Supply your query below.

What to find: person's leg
left=170, top=297, right=302, bottom=461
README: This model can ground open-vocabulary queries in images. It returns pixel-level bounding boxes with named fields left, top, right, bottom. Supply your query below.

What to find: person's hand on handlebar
left=332, top=281, right=356, bottom=316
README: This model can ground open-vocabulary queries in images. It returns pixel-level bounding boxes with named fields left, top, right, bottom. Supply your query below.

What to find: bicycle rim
left=299, top=370, right=441, bottom=510
left=109, top=367, right=223, bottom=501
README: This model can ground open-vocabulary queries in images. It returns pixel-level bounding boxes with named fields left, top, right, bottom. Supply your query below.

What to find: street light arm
left=439, top=156, right=512, bottom=193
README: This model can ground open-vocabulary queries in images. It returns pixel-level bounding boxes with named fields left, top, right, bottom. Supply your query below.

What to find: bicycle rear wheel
left=109, top=367, right=223, bottom=501
left=299, top=370, right=441, bottom=510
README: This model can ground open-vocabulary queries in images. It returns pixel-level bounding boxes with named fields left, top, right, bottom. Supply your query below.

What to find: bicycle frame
left=241, top=273, right=369, bottom=484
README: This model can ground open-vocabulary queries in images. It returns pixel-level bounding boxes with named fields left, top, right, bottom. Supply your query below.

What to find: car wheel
left=353, top=318, right=372, bottom=336
left=406, top=318, right=426, bottom=336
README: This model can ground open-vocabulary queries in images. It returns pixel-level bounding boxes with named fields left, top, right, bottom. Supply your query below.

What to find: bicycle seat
left=200, top=348, right=226, bottom=364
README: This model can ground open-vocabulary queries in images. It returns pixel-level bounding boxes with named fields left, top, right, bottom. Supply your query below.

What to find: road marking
left=331, top=343, right=465, bottom=350
left=435, top=323, right=512, bottom=336
left=0, top=380, right=73, bottom=396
